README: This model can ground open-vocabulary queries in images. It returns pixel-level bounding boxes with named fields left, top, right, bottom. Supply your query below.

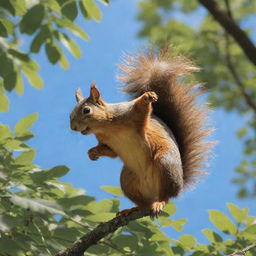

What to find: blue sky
left=1, top=0, right=255, bottom=244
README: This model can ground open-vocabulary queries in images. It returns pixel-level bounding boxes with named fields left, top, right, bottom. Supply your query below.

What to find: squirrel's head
left=70, top=82, right=109, bottom=135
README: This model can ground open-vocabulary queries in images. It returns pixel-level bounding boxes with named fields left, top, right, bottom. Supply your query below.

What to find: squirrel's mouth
left=81, top=127, right=90, bottom=135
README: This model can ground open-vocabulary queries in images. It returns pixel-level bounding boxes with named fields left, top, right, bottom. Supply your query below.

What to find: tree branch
left=227, top=243, right=256, bottom=256
left=54, top=209, right=151, bottom=256
left=198, top=0, right=256, bottom=66
left=222, top=1, right=256, bottom=114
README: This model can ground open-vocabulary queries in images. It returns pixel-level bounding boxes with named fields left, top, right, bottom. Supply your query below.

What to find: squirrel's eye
left=83, top=107, right=91, bottom=114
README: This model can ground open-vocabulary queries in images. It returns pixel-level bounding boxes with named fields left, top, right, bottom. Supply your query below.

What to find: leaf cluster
left=0, top=0, right=106, bottom=112
left=1, top=115, right=256, bottom=255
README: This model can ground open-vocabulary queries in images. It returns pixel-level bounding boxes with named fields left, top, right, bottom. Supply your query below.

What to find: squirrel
left=70, top=48, right=213, bottom=216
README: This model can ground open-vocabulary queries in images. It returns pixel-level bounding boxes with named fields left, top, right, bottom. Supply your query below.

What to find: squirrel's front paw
left=142, top=91, right=158, bottom=103
left=88, top=148, right=99, bottom=161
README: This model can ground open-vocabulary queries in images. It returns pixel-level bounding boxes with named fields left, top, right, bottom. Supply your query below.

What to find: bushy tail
left=118, top=48, right=213, bottom=187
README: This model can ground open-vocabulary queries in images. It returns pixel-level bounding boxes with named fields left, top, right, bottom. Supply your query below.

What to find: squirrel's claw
left=151, top=201, right=166, bottom=218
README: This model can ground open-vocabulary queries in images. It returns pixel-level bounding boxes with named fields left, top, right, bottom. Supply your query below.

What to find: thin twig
left=55, top=209, right=151, bottom=256
left=227, top=243, right=256, bottom=256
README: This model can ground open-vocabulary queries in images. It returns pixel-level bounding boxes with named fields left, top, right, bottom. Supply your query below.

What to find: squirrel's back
left=118, top=48, right=213, bottom=188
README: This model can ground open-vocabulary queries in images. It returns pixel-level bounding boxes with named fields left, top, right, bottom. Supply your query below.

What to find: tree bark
left=55, top=209, right=151, bottom=256
left=198, top=0, right=256, bottom=66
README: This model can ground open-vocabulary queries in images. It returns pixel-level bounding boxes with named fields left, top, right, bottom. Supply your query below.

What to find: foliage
left=0, top=118, right=256, bottom=255
left=0, top=0, right=106, bottom=111
left=137, top=0, right=256, bottom=198
left=1, top=1, right=256, bottom=255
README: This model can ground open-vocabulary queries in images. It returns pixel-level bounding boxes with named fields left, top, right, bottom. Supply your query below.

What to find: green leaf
left=151, top=232, right=171, bottom=242
left=0, top=91, right=9, bottom=112
left=86, top=199, right=114, bottom=213
left=43, top=0, right=61, bottom=13
left=22, top=65, right=43, bottom=89
left=170, top=218, right=187, bottom=231
left=8, top=49, right=30, bottom=62
left=209, top=210, right=237, bottom=235
left=0, top=214, right=18, bottom=231
left=0, top=235, right=25, bottom=256
left=58, top=33, right=81, bottom=58
left=157, top=216, right=173, bottom=227
left=9, top=195, right=65, bottom=215
left=240, top=224, right=256, bottom=241
left=59, top=51, right=69, bottom=69
left=227, top=203, right=248, bottom=224
left=163, top=201, right=176, bottom=216
left=0, top=20, right=8, bottom=37
left=55, top=17, right=89, bottom=40
left=15, top=69, right=24, bottom=95
left=9, top=0, right=27, bottom=16
left=179, top=234, right=196, bottom=248
left=0, top=54, right=16, bottom=91
left=15, top=113, right=38, bottom=136
left=202, top=229, right=223, bottom=243
left=4, top=139, right=28, bottom=151
left=86, top=212, right=115, bottom=222
left=32, top=165, right=70, bottom=182
left=62, top=1, right=78, bottom=20
left=236, top=127, right=247, bottom=138
left=101, top=186, right=123, bottom=196
left=3, top=71, right=17, bottom=91
left=58, top=195, right=94, bottom=208
left=112, top=234, right=138, bottom=249
left=81, top=0, right=102, bottom=22
left=0, top=18, right=14, bottom=34
left=19, top=4, right=44, bottom=35
left=14, top=150, right=35, bottom=165
left=0, top=124, right=13, bottom=141
left=30, top=25, right=50, bottom=53
left=45, top=42, right=61, bottom=64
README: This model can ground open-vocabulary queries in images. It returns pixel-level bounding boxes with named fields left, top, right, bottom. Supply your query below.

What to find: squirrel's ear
left=75, top=88, right=84, bottom=103
left=90, top=82, right=100, bottom=101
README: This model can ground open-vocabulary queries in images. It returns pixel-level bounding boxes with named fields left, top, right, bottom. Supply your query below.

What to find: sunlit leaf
left=0, top=91, right=9, bottom=111
left=14, top=150, right=35, bottom=165
left=227, top=203, right=248, bottom=224
left=202, top=229, right=223, bottom=243
left=86, top=212, right=115, bottom=222
left=55, top=17, right=89, bottom=40
left=179, top=234, right=196, bottom=248
left=101, top=186, right=123, bottom=196
left=14, top=113, right=38, bottom=136
left=209, top=210, right=237, bottom=235
left=81, top=0, right=102, bottom=22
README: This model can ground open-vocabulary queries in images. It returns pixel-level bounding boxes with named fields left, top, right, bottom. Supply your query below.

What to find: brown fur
left=118, top=48, right=213, bottom=188
left=70, top=49, right=213, bottom=215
